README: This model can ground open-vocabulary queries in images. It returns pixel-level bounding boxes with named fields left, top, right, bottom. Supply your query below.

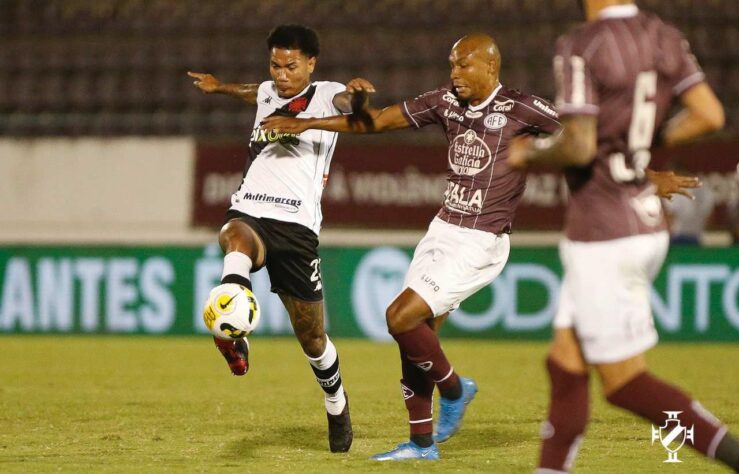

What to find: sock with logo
left=392, top=324, right=460, bottom=400
left=606, top=372, right=728, bottom=462
left=399, top=350, right=435, bottom=445
left=221, top=252, right=252, bottom=290
left=306, top=336, right=346, bottom=415
left=538, top=357, right=589, bottom=473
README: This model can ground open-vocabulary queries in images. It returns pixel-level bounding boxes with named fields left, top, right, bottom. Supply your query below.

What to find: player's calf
left=606, top=371, right=739, bottom=471
left=537, top=357, right=589, bottom=473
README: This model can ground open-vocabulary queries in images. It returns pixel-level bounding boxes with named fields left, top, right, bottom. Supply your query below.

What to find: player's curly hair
left=267, top=24, right=320, bottom=58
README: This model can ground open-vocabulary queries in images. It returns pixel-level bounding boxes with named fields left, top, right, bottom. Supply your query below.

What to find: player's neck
left=469, top=81, right=501, bottom=108
left=586, top=0, right=634, bottom=21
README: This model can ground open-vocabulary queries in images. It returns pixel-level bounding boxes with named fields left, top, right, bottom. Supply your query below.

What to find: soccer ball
left=203, top=283, right=260, bottom=340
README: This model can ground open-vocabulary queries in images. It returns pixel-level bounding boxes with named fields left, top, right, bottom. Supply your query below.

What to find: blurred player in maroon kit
left=264, top=33, right=561, bottom=460
left=510, top=0, right=739, bottom=472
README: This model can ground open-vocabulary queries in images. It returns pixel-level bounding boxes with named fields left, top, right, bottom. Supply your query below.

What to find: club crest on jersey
left=287, top=96, right=309, bottom=113
left=493, top=99, right=514, bottom=112
left=448, top=130, right=492, bottom=176
left=484, top=113, right=507, bottom=130
left=250, top=126, right=299, bottom=146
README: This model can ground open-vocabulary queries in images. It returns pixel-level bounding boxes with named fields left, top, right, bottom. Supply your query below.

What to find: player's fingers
left=187, top=72, right=205, bottom=79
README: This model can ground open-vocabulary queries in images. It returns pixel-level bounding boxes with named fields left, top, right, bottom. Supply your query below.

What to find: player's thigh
left=385, top=287, right=435, bottom=334
left=549, top=328, right=588, bottom=374
left=219, top=212, right=267, bottom=268
left=559, top=234, right=667, bottom=365
left=403, top=217, right=510, bottom=318
left=594, top=353, right=648, bottom=395
left=263, top=220, right=324, bottom=303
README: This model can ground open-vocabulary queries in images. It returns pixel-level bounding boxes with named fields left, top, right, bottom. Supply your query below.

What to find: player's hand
left=260, top=115, right=309, bottom=134
left=508, top=136, right=534, bottom=169
left=345, top=77, right=376, bottom=94
left=646, top=169, right=701, bottom=200
left=188, top=71, right=222, bottom=93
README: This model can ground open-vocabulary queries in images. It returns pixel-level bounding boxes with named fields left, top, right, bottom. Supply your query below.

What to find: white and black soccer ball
left=202, top=283, right=260, bottom=340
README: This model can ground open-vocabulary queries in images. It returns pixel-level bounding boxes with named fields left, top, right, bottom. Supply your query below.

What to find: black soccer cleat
left=327, top=392, right=353, bottom=453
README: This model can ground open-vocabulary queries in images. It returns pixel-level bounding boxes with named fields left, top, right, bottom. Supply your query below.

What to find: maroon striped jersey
left=401, top=84, right=560, bottom=234
left=554, top=4, right=705, bottom=241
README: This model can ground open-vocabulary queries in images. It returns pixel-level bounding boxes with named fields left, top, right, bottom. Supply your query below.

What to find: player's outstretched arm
left=662, top=82, right=725, bottom=146
left=508, top=115, right=597, bottom=169
left=261, top=103, right=412, bottom=135
left=188, top=71, right=258, bottom=105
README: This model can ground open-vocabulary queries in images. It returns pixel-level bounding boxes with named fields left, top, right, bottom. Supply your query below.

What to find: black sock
left=221, top=274, right=252, bottom=290
left=716, top=432, right=739, bottom=471
left=440, top=378, right=462, bottom=400
left=411, top=433, right=433, bottom=448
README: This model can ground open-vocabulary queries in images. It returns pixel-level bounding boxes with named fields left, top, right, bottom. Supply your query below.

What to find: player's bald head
left=451, top=33, right=501, bottom=70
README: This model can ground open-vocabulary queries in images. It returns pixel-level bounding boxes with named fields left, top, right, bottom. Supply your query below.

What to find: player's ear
left=306, top=56, right=317, bottom=74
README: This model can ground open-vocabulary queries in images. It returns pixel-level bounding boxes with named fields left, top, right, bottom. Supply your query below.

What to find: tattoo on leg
left=280, top=295, right=326, bottom=357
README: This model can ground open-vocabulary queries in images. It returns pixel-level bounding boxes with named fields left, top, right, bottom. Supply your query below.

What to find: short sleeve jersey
left=230, top=80, right=345, bottom=235
left=554, top=5, right=705, bottom=241
left=401, top=84, right=561, bottom=234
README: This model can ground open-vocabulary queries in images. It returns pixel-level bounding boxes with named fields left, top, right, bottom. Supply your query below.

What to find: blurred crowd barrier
left=1, top=137, right=737, bottom=241
left=1, top=0, right=738, bottom=137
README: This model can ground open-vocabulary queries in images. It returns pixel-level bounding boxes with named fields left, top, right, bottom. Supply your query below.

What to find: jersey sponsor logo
left=533, top=99, right=558, bottom=118
left=448, top=130, right=492, bottom=176
left=493, top=99, right=514, bottom=112
left=421, top=274, right=440, bottom=292
left=242, top=192, right=302, bottom=213
left=442, top=91, right=461, bottom=107
left=443, top=108, right=464, bottom=122
left=443, top=181, right=484, bottom=215
left=465, top=110, right=484, bottom=119
left=483, top=113, right=507, bottom=130
left=250, top=126, right=300, bottom=146
left=262, top=96, right=272, bottom=104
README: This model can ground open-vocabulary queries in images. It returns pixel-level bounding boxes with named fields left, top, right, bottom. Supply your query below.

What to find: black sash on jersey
left=247, top=85, right=318, bottom=164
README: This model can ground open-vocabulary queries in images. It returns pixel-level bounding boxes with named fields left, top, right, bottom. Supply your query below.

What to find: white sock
left=325, top=384, right=346, bottom=416
left=221, top=252, right=252, bottom=281
left=307, top=337, right=346, bottom=415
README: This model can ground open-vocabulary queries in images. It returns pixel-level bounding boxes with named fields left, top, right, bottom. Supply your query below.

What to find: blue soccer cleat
left=371, top=441, right=440, bottom=461
left=434, top=376, right=478, bottom=443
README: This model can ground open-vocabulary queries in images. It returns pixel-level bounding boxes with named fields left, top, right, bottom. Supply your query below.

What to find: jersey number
left=310, top=259, right=322, bottom=292
left=609, top=71, right=658, bottom=183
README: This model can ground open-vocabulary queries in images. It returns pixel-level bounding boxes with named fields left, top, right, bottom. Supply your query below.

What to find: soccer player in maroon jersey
left=263, top=33, right=561, bottom=461
left=509, top=1, right=739, bottom=472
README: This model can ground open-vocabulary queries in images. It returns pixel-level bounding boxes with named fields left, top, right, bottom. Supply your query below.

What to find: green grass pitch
left=0, top=336, right=736, bottom=473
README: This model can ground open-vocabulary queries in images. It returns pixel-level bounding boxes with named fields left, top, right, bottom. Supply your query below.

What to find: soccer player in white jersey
left=188, top=24, right=368, bottom=453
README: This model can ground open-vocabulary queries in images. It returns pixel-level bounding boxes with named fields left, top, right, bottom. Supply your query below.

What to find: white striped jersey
left=230, top=80, right=345, bottom=235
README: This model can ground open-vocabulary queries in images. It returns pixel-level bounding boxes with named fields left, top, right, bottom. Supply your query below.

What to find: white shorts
left=554, top=231, right=669, bottom=364
left=405, top=217, right=510, bottom=316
